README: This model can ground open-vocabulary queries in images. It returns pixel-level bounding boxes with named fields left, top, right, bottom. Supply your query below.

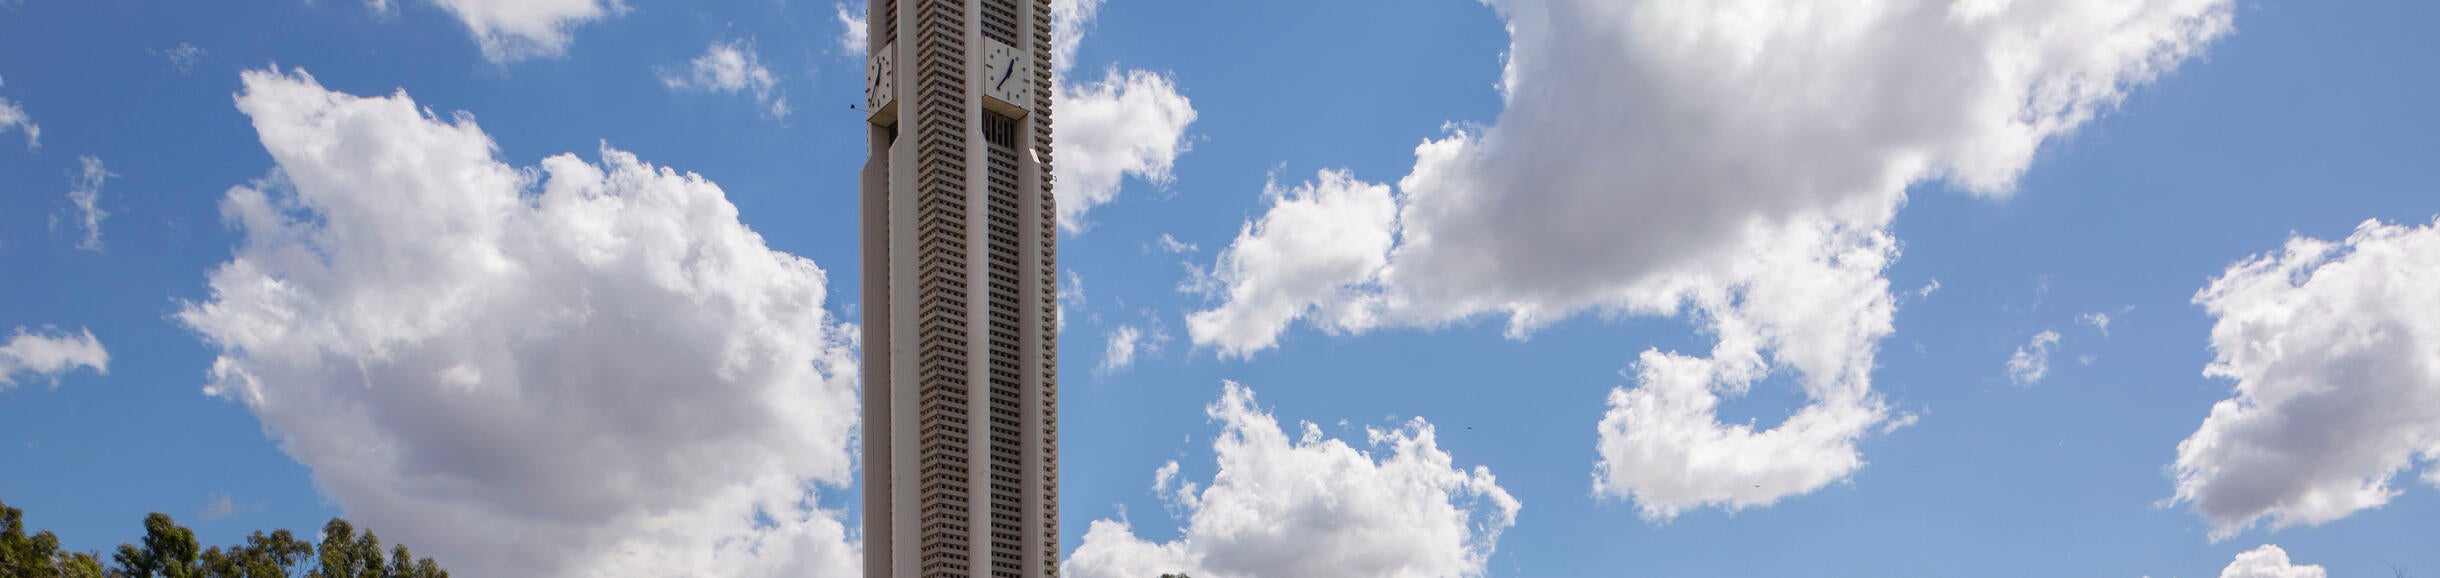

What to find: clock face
left=982, top=40, right=1030, bottom=109
left=866, top=45, right=895, bottom=112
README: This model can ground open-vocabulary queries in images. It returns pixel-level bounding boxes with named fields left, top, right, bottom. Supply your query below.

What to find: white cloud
left=1591, top=218, right=1898, bottom=519
left=1065, top=381, right=1520, bottom=578
left=1049, top=0, right=1105, bottom=75
left=1191, top=0, right=2233, bottom=353
left=60, top=156, right=112, bottom=252
left=2169, top=219, right=2440, bottom=539
left=1152, top=233, right=1198, bottom=255
left=834, top=3, right=867, bottom=57
left=176, top=68, right=859, bottom=577
left=155, top=42, right=206, bottom=73
left=399, top=0, right=623, bottom=62
left=1048, top=0, right=1197, bottom=232
left=1100, top=321, right=1172, bottom=375
left=662, top=38, right=789, bottom=118
left=1102, top=325, right=1143, bottom=372
left=1185, top=170, right=1398, bottom=358
left=202, top=492, right=239, bottom=520
left=2007, top=330, right=2062, bottom=386
left=1186, top=0, right=2231, bottom=517
left=1058, top=269, right=1087, bottom=332
left=0, top=75, right=38, bottom=149
left=0, top=326, right=109, bottom=389
left=2079, top=311, right=2114, bottom=335
left=1913, top=278, right=1943, bottom=299
left=2217, top=545, right=2326, bottom=578
left=1055, top=70, right=1196, bottom=231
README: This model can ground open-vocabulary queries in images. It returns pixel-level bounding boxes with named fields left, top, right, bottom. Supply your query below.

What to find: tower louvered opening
left=982, top=110, right=1027, bottom=578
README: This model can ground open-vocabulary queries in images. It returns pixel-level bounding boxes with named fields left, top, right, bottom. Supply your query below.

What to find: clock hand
left=996, top=57, right=1016, bottom=91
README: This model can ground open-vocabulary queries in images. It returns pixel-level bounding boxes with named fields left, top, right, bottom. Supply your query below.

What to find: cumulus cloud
left=834, top=3, right=867, bottom=57
left=176, top=68, right=859, bottom=577
left=1591, top=218, right=1898, bottom=519
left=1065, top=381, right=1520, bottom=578
left=2217, top=545, right=2325, bottom=578
left=1048, top=0, right=1103, bottom=73
left=2007, top=330, right=2062, bottom=385
left=2169, top=219, right=2440, bottom=539
left=0, top=326, right=109, bottom=389
left=1055, top=70, right=1196, bottom=230
left=662, top=38, right=789, bottom=118
left=1048, top=0, right=1197, bottom=232
left=1185, top=170, right=1398, bottom=358
left=56, top=156, right=112, bottom=252
left=1191, top=0, right=2233, bottom=351
left=0, top=75, right=38, bottom=149
left=1185, top=0, right=2232, bottom=516
left=379, top=0, right=622, bottom=62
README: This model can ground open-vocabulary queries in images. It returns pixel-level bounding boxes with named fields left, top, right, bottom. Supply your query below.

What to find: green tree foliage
left=2, top=498, right=106, bottom=578
left=201, top=530, right=313, bottom=578
left=0, top=497, right=446, bottom=578
left=304, top=519, right=441, bottom=578
left=115, top=513, right=204, bottom=577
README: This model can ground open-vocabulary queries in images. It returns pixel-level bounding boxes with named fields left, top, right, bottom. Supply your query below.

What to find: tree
left=305, top=518, right=444, bottom=578
left=115, top=513, right=205, bottom=578
left=201, top=530, right=313, bottom=578
left=2, top=499, right=62, bottom=576
left=2, top=497, right=448, bottom=578
left=3, top=498, right=108, bottom=578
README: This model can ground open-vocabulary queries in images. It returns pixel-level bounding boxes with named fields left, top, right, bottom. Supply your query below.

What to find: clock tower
left=860, top=0, right=1059, bottom=577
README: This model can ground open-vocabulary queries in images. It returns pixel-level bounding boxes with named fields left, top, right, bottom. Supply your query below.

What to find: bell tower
left=860, top=0, right=1059, bottom=576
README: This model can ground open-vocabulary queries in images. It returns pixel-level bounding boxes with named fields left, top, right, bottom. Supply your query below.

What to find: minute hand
left=995, top=57, right=1017, bottom=91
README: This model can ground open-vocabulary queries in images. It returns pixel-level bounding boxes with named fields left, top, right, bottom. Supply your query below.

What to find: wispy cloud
left=1149, top=233, right=1198, bottom=255
left=0, top=74, right=38, bottom=149
left=153, top=42, right=206, bottom=73
left=56, top=156, right=113, bottom=252
left=2077, top=312, right=2112, bottom=336
left=2007, top=330, right=2062, bottom=386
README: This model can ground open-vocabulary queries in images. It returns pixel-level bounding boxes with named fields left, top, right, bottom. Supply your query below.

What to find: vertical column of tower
left=912, top=0, right=974, bottom=576
left=860, top=2, right=900, bottom=578
left=859, top=66, right=894, bottom=578
left=975, top=2, right=1037, bottom=576
left=980, top=112, right=1026, bottom=578
left=1026, top=2, right=1059, bottom=577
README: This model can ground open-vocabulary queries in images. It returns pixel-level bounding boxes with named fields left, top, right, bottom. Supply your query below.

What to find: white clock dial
left=866, top=43, right=895, bottom=114
left=982, top=40, right=1030, bottom=110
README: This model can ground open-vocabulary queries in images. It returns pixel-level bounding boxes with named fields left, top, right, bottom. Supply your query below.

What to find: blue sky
left=3, top=1, right=2438, bottom=577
